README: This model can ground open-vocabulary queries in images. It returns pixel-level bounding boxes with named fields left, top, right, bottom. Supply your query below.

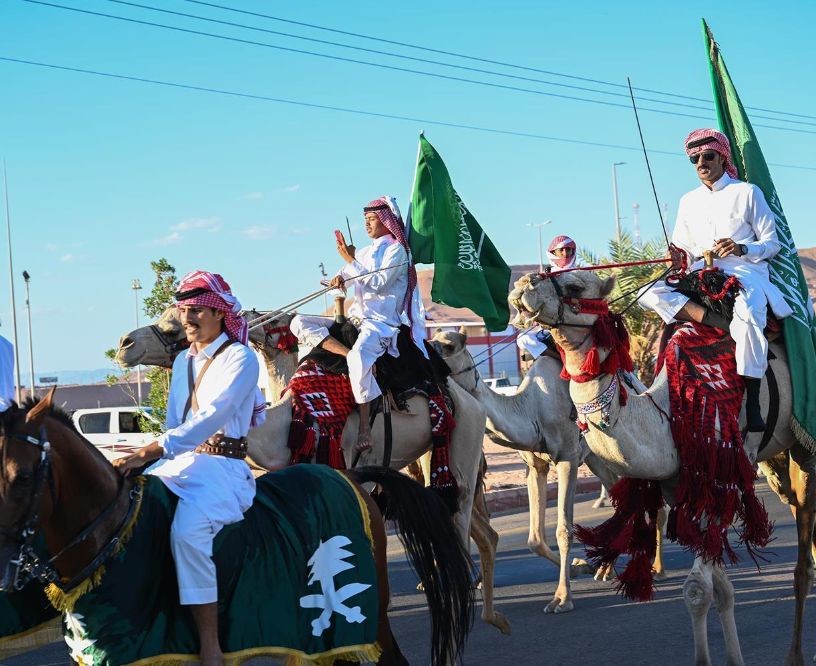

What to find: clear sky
left=1, top=0, right=814, bottom=375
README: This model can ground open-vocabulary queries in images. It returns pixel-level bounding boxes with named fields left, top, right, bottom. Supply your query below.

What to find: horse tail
left=348, top=466, right=474, bottom=666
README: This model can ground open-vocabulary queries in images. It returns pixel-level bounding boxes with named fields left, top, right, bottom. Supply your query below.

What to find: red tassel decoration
left=580, top=347, right=601, bottom=376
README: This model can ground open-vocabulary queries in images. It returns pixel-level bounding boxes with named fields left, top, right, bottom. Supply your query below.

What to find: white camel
left=115, top=308, right=510, bottom=635
left=509, top=269, right=815, bottom=666
left=431, top=331, right=667, bottom=613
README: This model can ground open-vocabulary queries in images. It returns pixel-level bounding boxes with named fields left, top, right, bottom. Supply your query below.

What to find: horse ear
left=25, top=387, right=55, bottom=426
left=600, top=275, right=616, bottom=299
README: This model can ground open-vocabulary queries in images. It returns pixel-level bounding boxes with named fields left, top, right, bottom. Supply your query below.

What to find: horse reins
left=0, top=422, right=142, bottom=593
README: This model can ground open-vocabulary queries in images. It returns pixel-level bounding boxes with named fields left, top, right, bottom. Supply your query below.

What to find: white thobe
left=291, top=235, right=408, bottom=403
left=0, top=334, right=14, bottom=412
left=147, top=332, right=259, bottom=605
left=638, top=173, right=792, bottom=377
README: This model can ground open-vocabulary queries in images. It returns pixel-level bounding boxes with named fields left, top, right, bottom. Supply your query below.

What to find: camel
left=431, top=331, right=667, bottom=614
left=509, top=269, right=815, bottom=666
left=115, top=309, right=511, bottom=635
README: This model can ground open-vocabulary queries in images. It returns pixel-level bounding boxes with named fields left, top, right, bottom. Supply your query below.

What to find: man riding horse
left=290, top=195, right=425, bottom=452
left=638, top=128, right=793, bottom=431
left=113, top=271, right=266, bottom=666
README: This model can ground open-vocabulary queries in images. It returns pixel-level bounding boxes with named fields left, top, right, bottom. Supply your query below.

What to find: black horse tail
left=348, top=466, right=474, bottom=666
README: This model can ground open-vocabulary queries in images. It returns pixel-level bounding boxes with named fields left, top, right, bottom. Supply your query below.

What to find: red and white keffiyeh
left=684, top=128, right=739, bottom=179
left=547, top=235, right=578, bottom=269
left=363, top=196, right=417, bottom=318
left=175, top=270, right=248, bottom=345
left=175, top=270, right=266, bottom=426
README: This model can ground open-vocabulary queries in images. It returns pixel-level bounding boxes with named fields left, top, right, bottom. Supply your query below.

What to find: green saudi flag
left=408, top=134, right=511, bottom=331
left=704, top=19, right=816, bottom=449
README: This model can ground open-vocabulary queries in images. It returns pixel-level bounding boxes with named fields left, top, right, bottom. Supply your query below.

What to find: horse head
left=116, top=306, right=187, bottom=369
left=0, top=389, right=55, bottom=590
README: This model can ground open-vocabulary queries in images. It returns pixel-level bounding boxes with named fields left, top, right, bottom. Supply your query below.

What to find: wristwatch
left=737, top=243, right=748, bottom=257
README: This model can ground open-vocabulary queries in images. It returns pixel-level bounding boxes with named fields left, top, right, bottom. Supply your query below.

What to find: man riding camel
left=290, top=196, right=423, bottom=452
left=113, top=271, right=266, bottom=666
left=516, top=235, right=580, bottom=362
left=638, top=128, right=793, bottom=431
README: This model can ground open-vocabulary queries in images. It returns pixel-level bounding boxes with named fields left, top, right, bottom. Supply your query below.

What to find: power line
left=178, top=0, right=816, bottom=123
left=101, top=0, right=816, bottom=128
left=19, top=0, right=816, bottom=136
left=2, top=55, right=815, bottom=173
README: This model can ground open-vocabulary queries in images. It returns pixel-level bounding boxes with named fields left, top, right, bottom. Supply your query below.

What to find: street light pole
left=612, top=162, right=626, bottom=244
left=526, top=221, right=552, bottom=272
left=22, top=271, right=34, bottom=397
left=131, top=279, right=142, bottom=407
left=318, top=262, right=328, bottom=313
left=3, top=161, right=22, bottom=403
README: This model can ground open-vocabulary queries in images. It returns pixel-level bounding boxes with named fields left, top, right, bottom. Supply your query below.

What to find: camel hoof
left=484, top=611, right=511, bottom=635
left=416, top=581, right=425, bottom=592
left=594, top=564, right=614, bottom=582
left=570, top=557, right=595, bottom=578
left=544, top=598, right=574, bottom=614
left=652, top=569, right=667, bottom=581
left=592, top=498, right=612, bottom=509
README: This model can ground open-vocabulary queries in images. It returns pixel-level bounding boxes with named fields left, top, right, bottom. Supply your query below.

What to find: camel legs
left=784, top=449, right=816, bottom=666
left=683, top=558, right=744, bottom=666
left=544, top=458, right=577, bottom=614
left=652, top=505, right=668, bottom=580
left=519, top=452, right=558, bottom=565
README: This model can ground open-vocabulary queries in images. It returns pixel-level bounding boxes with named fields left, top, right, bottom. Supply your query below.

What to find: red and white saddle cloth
left=285, top=360, right=457, bottom=498
left=576, top=321, right=772, bottom=601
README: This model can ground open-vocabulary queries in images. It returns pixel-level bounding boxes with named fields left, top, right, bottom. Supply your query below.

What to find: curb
left=484, top=477, right=602, bottom=515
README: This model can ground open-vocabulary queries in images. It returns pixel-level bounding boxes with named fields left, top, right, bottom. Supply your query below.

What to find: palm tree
left=580, top=232, right=667, bottom=385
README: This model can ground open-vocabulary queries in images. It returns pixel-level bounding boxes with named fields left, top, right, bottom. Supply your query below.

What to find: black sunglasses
left=689, top=150, right=718, bottom=165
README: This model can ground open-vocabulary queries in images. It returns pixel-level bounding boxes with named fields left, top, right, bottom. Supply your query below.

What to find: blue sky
left=1, top=0, right=814, bottom=375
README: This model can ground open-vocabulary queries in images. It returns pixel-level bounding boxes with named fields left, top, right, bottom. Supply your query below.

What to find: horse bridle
left=0, top=421, right=141, bottom=593
left=149, top=323, right=190, bottom=358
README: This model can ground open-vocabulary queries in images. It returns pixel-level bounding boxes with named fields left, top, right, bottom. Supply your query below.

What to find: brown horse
left=0, top=389, right=474, bottom=665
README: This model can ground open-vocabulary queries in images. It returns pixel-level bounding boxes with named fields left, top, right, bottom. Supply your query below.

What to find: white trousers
left=170, top=500, right=231, bottom=605
left=638, top=278, right=768, bottom=378
left=290, top=315, right=397, bottom=403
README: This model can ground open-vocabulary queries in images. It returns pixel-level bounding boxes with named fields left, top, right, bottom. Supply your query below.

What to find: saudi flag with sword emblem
left=703, top=19, right=816, bottom=449
left=408, top=133, right=511, bottom=332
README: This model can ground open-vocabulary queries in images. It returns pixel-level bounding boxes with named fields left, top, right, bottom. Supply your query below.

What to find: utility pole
left=3, top=161, right=22, bottom=403
left=612, top=162, right=626, bottom=244
left=131, top=279, right=142, bottom=408
left=318, top=262, right=328, bottom=313
left=632, top=203, right=641, bottom=248
left=526, top=221, right=552, bottom=272
left=22, top=271, right=34, bottom=397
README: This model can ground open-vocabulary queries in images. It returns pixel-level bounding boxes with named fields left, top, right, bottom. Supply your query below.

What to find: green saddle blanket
left=0, top=464, right=380, bottom=665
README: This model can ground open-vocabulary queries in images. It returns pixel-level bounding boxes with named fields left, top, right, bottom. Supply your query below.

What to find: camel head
left=244, top=310, right=297, bottom=360
left=509, top=270, right=616, bottom=337
left=430, top=330, right=479, bottom=392
left=116, top=306, right=187, bottom=369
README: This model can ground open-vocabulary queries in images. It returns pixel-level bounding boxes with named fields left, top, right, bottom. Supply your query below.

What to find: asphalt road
left=6, top=482, right=813, bottom=665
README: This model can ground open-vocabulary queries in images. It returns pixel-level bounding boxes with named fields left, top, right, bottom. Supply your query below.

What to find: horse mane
left=2, top=397, right=112, bottom=466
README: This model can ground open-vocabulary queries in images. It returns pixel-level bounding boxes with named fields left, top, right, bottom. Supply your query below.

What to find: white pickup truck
left=72, top=407, right=159, bottom=461
left=482, top=377, right=518, bottom=396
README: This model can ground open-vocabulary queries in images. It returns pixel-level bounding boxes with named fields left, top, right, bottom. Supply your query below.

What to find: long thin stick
left=3, top=161, right=22, bottom=402
left=247, top=262, right=409, bottom=330
left=345, top=216, right=354, bottom=246
left=627, top=77, right=671, bottom=247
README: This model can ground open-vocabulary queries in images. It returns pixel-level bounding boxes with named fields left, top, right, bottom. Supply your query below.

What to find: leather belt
left=194, top=433, right=248, bottom=460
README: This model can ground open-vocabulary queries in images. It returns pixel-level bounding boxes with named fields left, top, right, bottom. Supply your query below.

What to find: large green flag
left=409, top=134, right=511, bottom=331
left=703, top=20, right=816, bottom=450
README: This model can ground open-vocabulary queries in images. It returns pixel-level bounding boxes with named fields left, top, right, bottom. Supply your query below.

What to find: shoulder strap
left=181, top=339, right=236, bottom=422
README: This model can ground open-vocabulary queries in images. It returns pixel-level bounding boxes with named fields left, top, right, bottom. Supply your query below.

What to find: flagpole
left=3, top=161, right=22, bottom=403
